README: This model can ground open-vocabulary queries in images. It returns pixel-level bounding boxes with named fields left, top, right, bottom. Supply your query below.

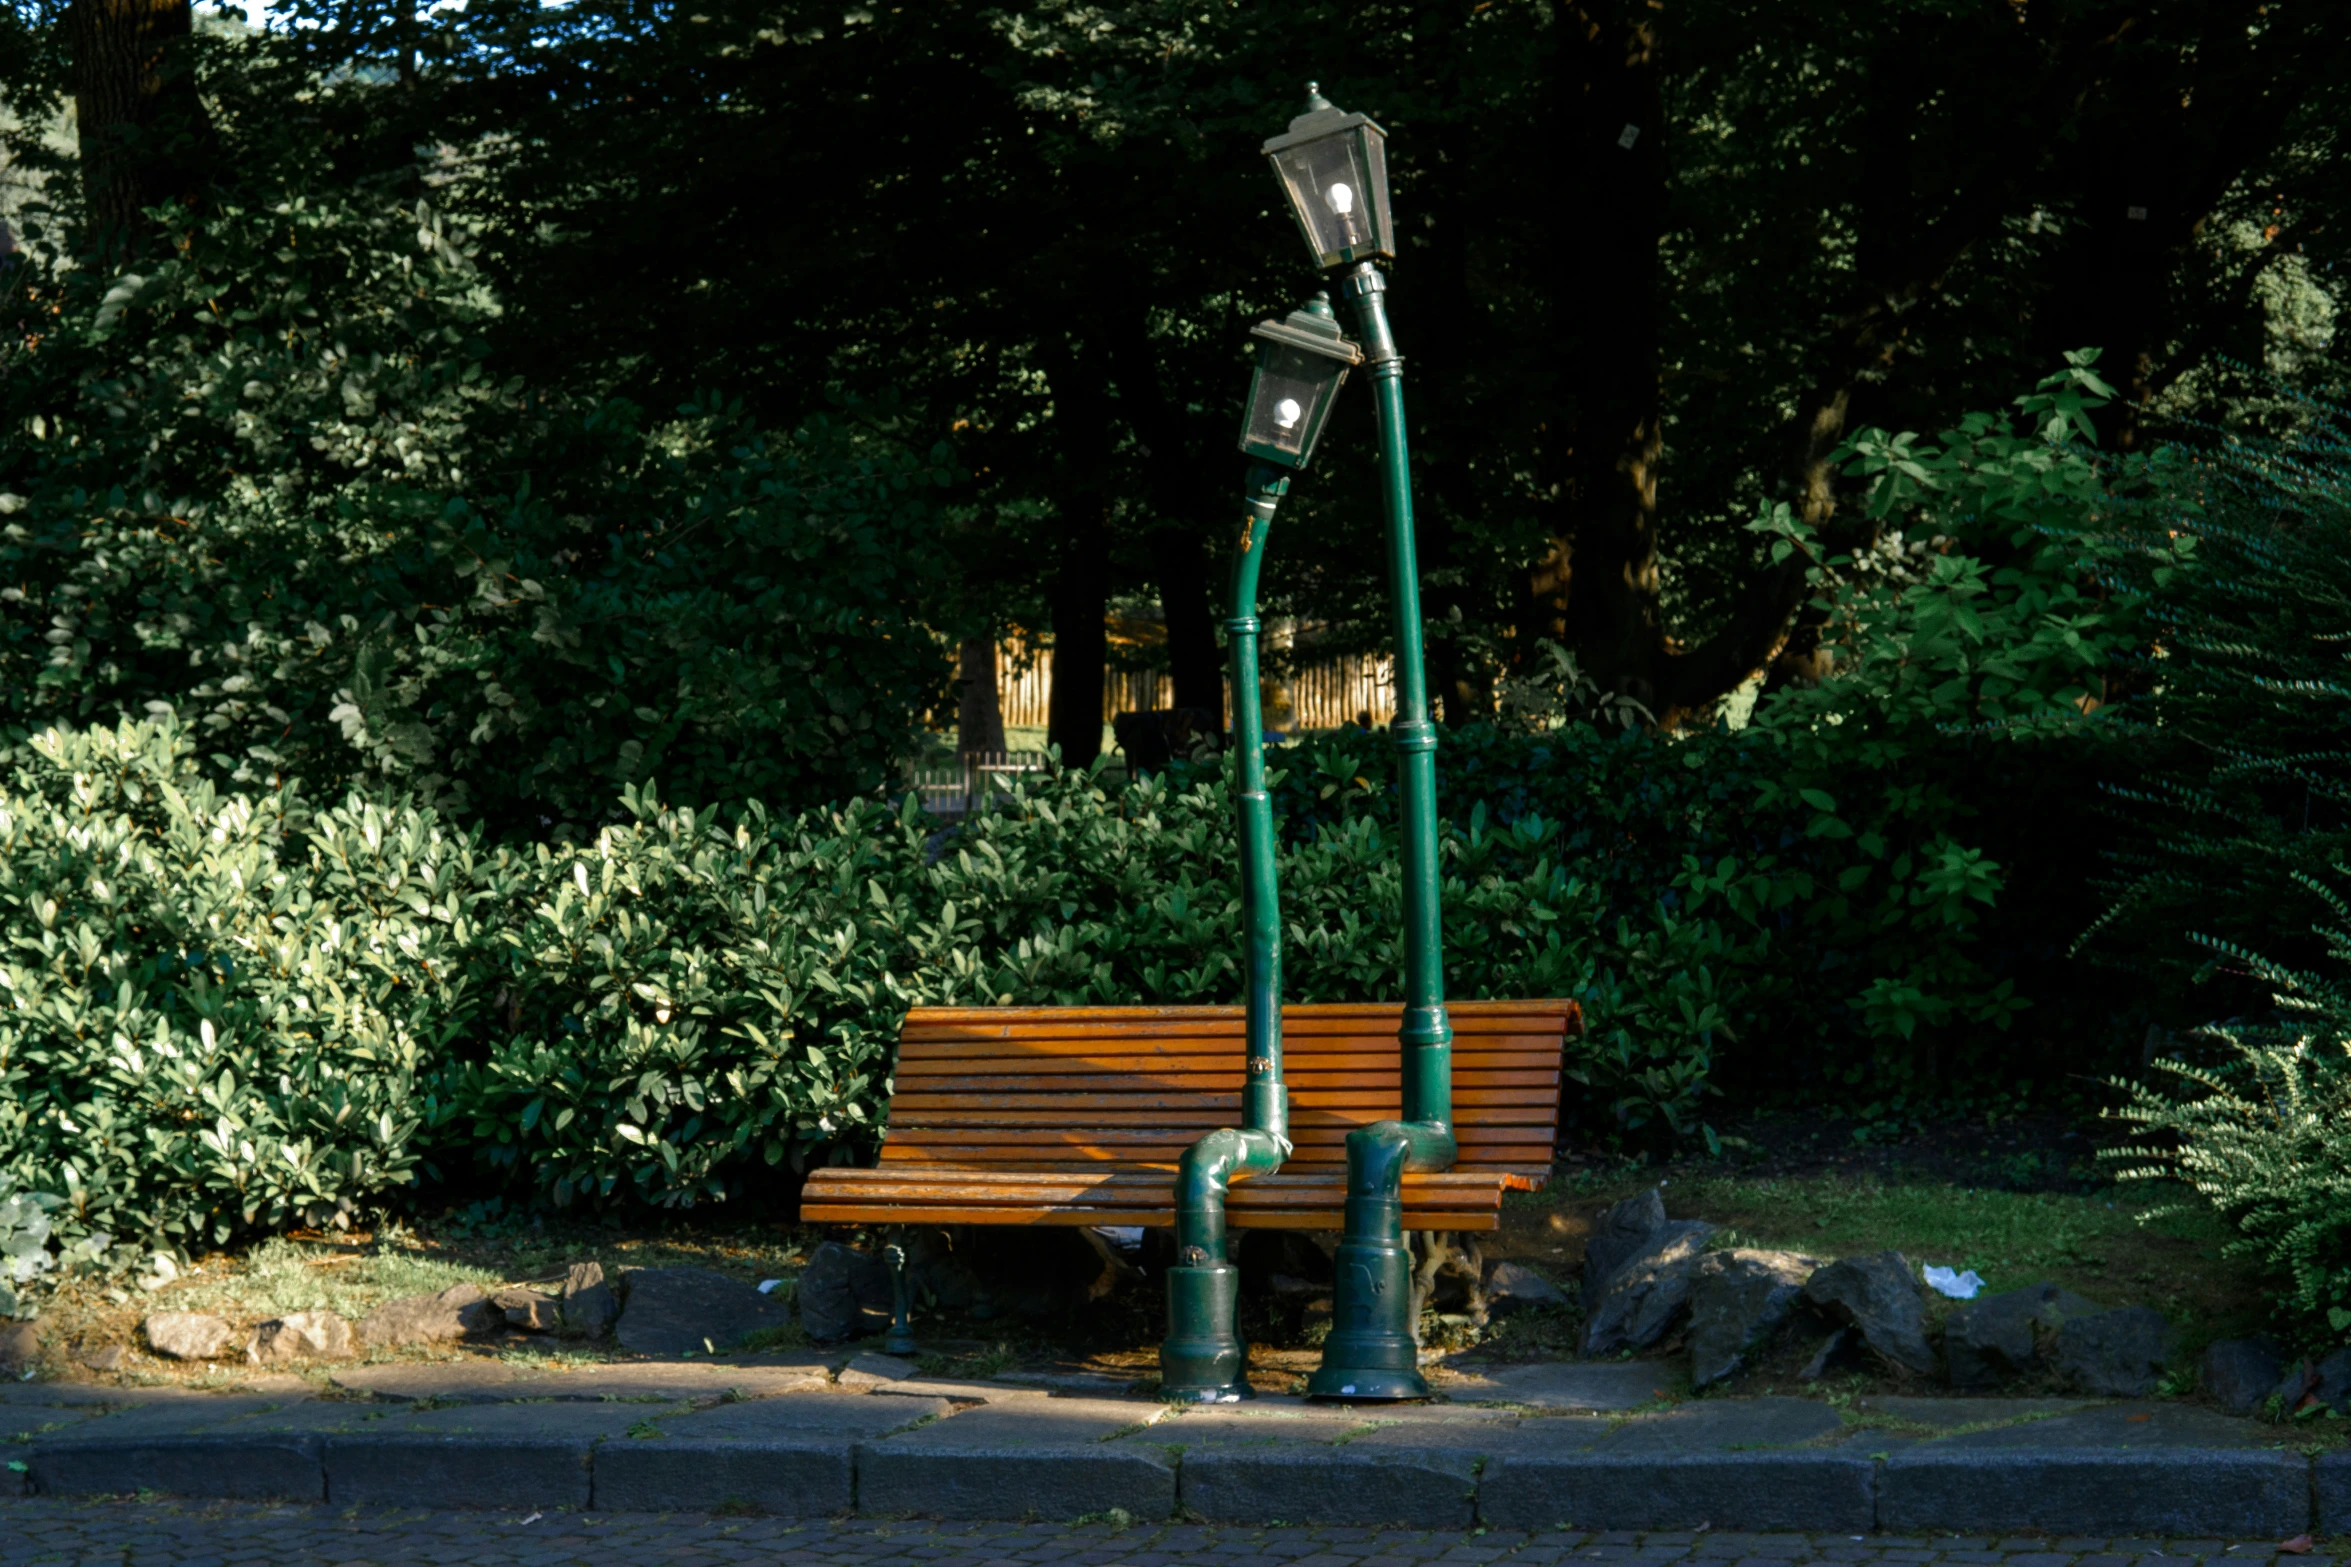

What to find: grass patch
left=161, top=1237, right=501, bottom=1323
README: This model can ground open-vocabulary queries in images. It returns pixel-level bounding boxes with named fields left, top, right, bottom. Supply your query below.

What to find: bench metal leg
left=882, top=1234, right=916, bottom=1357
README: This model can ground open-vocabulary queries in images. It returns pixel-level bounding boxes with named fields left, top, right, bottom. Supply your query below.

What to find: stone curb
left=7, top=1393, right=2332, bottom=1534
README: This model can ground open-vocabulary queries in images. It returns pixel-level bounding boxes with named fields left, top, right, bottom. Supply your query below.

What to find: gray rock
left=357, top=1284, right=500, bottom=1349
left=797, top=1241, right=893, bottom=1343
left=558, top=1262, right=617, bottom=1338
left=2202, top=1335, right=2285, bottom=1415
left=1687, top=1249, right=1822, bottom=1389
left=1800, top=1326, right=1854, bottom=1381
left=141, top=1312, right=234, bottom=1361
left=1580, top=1221, right=1715, bottom=1357
left=494, top=1288, right=558, bottom=1332
left=0, top=1320, right=39, bottom=1366
left=1483, top=1260, right=1567, bottom=1316
left=1580, top=1187, right=1666, bottom=1304
left=2053, top=1305, right=2175, bottom=1397
left=1943, top=1281, right=2099, bottom=1389
left=1801, top=1251, right=1936, bottom=1377
left=245, top=1310, right=353, bottom=1364
left=614, top=1266, right=791, bottom=1356
left=78, top=1344, right=125, bottom=1373
left=2276, top=1346, right=2351, bottom=1415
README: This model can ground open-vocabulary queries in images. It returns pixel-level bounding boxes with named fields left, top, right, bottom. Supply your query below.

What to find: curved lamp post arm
left=1158, top=460, right=1295, bottom=1403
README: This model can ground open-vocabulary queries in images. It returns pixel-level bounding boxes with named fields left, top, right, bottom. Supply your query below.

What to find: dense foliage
left=0, top=132, right=956, bottom=839
left=2087, top=397, right=2351, bottom=1346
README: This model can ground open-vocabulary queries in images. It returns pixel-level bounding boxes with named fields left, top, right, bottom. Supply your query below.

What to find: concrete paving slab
left=655, top=1393, right=950, bottom=1439
left=512, top=1363, right=831, bottom=1402
left=1475, top=1412, right=1875, bottom=1531
left=1880, top=1403, right=2308, bottom=1534
left=1859, top=1396, right=2100, bottom=1428
left=868, top=1378, right=1049, bottom=1403
left=1592, top=1396, right=1847, bottom=1453
left=0, top=1405, right=100, bottom=1441
left=857, top=1397, right=1173, bottom=1521
left=28, top=1397, right=319, bottom=1501
left=992, top=1367, right=1142, bottom=1394
left=593, top=1393, right=949, bottom=1515
left=0, top=1384, right=190, bottom=1407
left=1447, top=1361, right=1680, bottom=1410
left=320, top=1399, right=678, bottom=1509
left=328, top=1362, right=529, bottom=1402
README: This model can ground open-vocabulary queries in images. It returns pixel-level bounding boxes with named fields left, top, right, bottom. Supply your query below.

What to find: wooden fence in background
left=991, top=635, right=1394, bottom=732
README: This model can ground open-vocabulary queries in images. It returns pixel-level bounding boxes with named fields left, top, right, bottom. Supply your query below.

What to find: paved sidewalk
left=0, top=1501, right=2331, bottom=1567
left=4, top=1366, right=2340, bottom=1535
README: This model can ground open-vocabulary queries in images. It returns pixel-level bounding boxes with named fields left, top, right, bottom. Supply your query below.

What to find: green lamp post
left=1158, top=295, right=1362, bottom=1403
left=1264, top=84, right=1456, bottom=1403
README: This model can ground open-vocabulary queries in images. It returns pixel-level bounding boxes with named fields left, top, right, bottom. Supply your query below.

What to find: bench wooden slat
left=889, top=1087, right=1562, bottom=1114
left=894, top=1051, right=1562, bottom=1078
left=889, top=1070, right=1562, bottom=1095
left=893, top=1033, right=1573, bottom=1060
left=803, top=1001, right=1575, bottom=1234
left=878, top=1125, right=1558, bottom=1148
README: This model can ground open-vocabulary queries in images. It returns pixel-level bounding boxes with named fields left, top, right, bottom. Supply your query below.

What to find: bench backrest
left=882, top=999, right=1578, bottom=1185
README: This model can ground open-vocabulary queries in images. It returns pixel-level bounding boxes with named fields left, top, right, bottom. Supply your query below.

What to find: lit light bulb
left=1274, top=397, right=1303, bottom=431
left=1324, top=182, right=1356, bottom=217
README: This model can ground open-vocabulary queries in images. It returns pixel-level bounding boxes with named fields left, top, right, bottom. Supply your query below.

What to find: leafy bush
left=438, top=760, right=1607, bottom=1206
left=2077, top=393, right=2351, bottom=1010
left=0, top=718, right=483, bottom=1248
left=0, top=718, right=1607, bottom=1243
left=2084, top=391, right=2351, bottom=1344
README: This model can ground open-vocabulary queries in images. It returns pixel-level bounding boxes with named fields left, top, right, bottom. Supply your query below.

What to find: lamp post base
left=1159, top=1261, right=1254, bottom=1403
left=1303, top=1365, right=1427, bottom=1401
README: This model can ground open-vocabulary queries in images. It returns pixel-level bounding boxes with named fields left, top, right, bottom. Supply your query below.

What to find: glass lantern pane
left=1271, top=132, right=1384, bottom=264
left=1240, top=345, right=1342, bottom=465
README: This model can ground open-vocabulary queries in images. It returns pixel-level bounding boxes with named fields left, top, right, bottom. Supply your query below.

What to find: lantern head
left=1262, top=83, right=1395, bottom=270
left=1238, top=293, right=1362, bottom=470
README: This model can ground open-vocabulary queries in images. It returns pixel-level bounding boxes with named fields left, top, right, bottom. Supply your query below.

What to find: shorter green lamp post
left=1157, top=294, right=1362, bottom=1403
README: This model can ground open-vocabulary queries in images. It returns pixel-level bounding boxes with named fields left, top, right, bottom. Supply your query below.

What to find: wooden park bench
left=801, top=999, right=1580, bottom=1234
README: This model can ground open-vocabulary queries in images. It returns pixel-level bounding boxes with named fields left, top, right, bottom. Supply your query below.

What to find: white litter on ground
left=1922, top=1265, right=1986, bottom=1300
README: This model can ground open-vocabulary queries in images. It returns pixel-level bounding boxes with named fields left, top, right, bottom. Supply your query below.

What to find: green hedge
left=0, top=717, right=1600, bottom=1250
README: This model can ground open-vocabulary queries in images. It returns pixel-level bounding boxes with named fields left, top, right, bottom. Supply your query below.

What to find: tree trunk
left=1047, top=520, right=1108, bottom=767
left=68, top=0, right=208, bottom=243
left=955, top=635, right=1006, bottom=757
left=1524, top=1, right=1674, bottom=709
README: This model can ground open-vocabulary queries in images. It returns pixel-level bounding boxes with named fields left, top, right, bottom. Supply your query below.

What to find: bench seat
left=801, top=999, right=1578, bottom=1233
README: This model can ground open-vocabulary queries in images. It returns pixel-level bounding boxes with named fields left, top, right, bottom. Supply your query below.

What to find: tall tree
left=66, top=0, right=206, bottom=241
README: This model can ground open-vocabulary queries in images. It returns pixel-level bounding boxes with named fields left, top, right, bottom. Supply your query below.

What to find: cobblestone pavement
left=0, top=1502, right=2330, bottom=1567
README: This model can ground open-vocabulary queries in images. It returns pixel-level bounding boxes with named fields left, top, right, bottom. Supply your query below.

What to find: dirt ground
left=16, top=1106, right=2274, bottom=1406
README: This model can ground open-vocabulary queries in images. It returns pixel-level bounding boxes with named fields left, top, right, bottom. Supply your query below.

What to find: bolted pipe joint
left=1160, top=1124, right=1287, bottom=1402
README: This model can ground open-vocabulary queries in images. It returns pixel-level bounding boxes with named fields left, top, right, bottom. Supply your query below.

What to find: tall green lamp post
left=1262, top=84, right=1456, bottom=1403
left=1158, top=296, right=1363, bottom=1402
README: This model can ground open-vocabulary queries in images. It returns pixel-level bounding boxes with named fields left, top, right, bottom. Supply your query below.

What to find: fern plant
left=2104, top=890, right=2351, bottom=1339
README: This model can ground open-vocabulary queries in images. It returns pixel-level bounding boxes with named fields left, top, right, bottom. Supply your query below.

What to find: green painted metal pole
left=1159, top=459, right=1293, bottom=1403
left=1307, top=262, right=1452, bottom=1404
left=1341, top=261, right=1454, bottom=1148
